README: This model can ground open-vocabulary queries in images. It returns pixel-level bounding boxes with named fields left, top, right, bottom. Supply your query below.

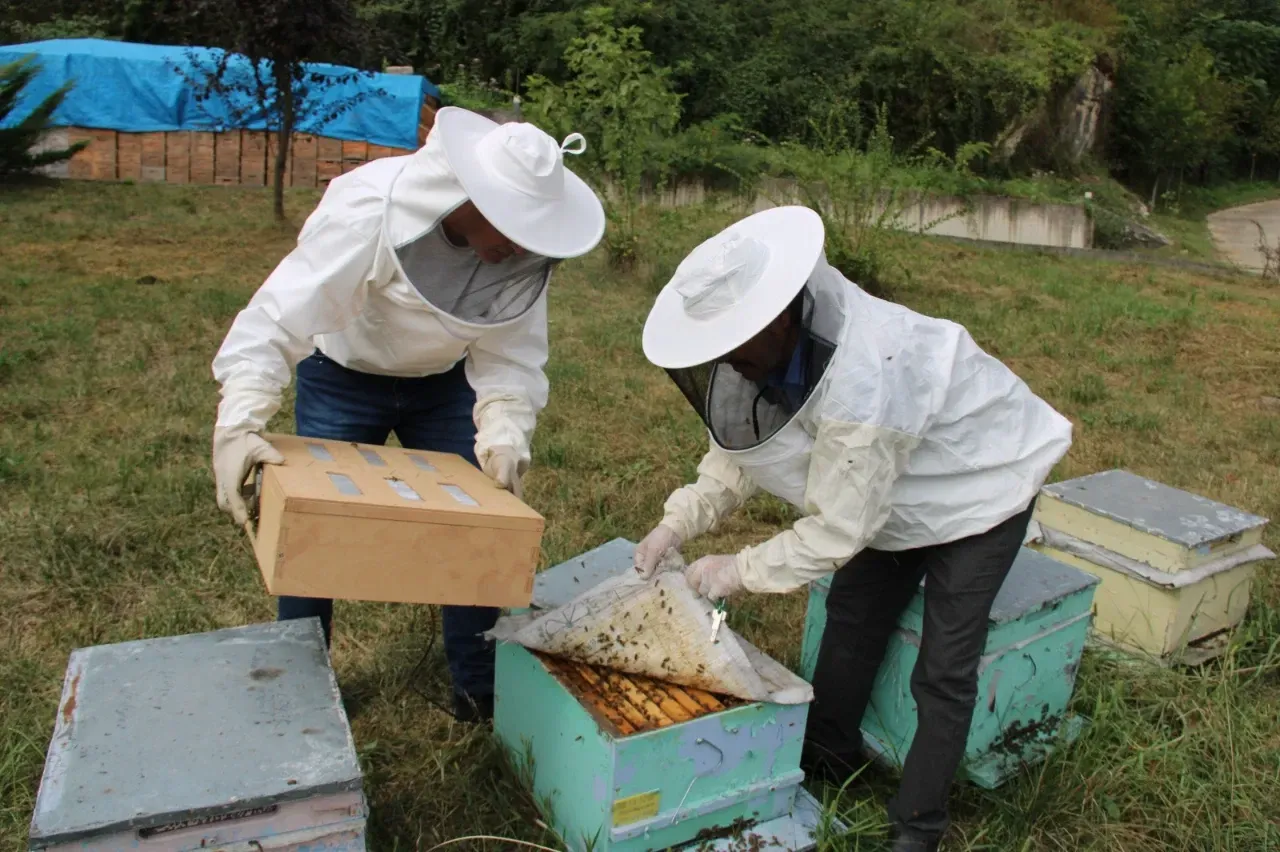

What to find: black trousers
left=806, top=501, right=1036, bottom=841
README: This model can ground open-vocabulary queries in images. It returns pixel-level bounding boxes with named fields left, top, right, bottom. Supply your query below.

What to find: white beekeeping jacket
left=211, top=130, right=550, bottom=470
left=659, top=259, right=1073, bottom=593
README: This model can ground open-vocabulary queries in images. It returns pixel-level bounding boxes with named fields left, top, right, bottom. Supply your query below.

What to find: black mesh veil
left=665, top=286, right=836, bottom=451
left=395, top=230, right=555, bottom=326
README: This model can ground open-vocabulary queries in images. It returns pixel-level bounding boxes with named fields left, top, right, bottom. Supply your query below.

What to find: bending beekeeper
left=211, top=107, right=605, bottom=723
left=634, top=206, right=1072, bottom=852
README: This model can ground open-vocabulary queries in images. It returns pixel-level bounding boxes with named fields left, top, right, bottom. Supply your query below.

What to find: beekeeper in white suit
left=211, top=106, right=605, bottom=723
left=634, top=206, right=1072, bottom=852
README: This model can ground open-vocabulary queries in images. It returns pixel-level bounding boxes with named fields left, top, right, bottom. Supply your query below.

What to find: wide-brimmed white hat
left=643, top=207, right=825, bottom=369
left=434, top=107, right=605, bottom=259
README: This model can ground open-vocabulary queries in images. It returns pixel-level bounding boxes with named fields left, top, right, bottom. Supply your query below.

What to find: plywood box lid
left=262, top=434, right=543, bottom=532
left=29, top=620, right=361, bottom=848
left=1041, top=469, right=1268, bottom=548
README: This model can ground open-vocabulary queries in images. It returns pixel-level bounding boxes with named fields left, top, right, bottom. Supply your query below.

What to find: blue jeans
left=281, top=351, right=499, bottom=699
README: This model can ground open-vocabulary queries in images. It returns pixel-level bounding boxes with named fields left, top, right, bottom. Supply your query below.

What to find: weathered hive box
left=799, top=547, right=1099, bottom=789
left=29, top=620, right=366, bottom=852
left=1029, top=469, right=1273, bottom=663
left=251, top=433, right=544, bottom=607
left=495, top=539, right=832, bottom=851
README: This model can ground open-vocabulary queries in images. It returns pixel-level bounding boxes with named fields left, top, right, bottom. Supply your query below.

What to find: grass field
left=2, top=180, right=1279, bottom=851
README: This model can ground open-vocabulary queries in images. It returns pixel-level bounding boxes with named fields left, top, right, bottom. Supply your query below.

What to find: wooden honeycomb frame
left=535, top=652, right=743, bottom=737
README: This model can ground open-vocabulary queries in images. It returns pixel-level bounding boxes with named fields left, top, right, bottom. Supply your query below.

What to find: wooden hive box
left=250, top=434, right=543, bottom=608
left=799, top=547, right=1099, bottom=789
left=29, top=620, right=366, bottom=852
left=1029, top=469, right=1273, bottom=662
left=495, top=539, right=832, bottom=852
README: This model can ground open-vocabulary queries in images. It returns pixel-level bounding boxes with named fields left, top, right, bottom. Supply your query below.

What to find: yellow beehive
left=1031, top=470, right=1272, bottom=661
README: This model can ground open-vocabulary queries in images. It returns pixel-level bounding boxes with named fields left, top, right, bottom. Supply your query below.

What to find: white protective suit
left=211, top=129, right=548, bottom=472
left=658, top=258, right=1073, bottom=594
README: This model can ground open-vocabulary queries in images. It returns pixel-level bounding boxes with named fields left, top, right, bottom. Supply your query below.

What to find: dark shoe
left=890, top=832, right=939, bottom=852
left=452, top=692, right=494, bottom=724
left=801, top=739, right=872, bottom=788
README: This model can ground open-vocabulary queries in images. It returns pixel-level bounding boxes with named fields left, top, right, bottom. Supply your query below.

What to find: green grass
left=2, top=182, right=1280, bottom=851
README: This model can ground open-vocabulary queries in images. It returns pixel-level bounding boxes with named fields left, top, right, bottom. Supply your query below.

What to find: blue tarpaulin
left=0, top=39, right=437, bottom=151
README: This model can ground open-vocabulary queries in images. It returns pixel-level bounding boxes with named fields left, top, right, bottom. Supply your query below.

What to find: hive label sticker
left=327, top=472, right=361, bottom=496
left=440, top=483, right=479, bottom=507
left=408, top=453, right=438, bottom=473
left=306, top=442, right=336, bottom=462
left=357, top=447, right=387, bottom=467
left=386, top=478, right=423, bottom=501
left=612, top=790, right=661, bottom=827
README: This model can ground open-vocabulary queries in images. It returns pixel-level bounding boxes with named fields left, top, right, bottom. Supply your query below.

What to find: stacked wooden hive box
left=1027, top=469, right=1274, bottom=664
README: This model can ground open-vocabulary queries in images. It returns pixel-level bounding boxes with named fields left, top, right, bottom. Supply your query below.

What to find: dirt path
left=1207, top=198, right=1280, bottom=272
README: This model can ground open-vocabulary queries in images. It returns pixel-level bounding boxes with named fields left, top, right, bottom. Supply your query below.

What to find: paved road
left=1207, top=198, right=1280, bottom=272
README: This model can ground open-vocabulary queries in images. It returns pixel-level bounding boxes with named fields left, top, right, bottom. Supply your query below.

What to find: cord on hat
left=560, top=133, right=587, bottom=156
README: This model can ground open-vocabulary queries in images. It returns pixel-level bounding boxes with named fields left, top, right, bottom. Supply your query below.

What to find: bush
left=523, top=6, right=683, bottom=269
left=770, top=104, right=930, bottom=299
left=0, top=56, right=88, bottom=179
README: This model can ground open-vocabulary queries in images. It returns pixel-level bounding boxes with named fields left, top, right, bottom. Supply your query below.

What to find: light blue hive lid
left=29, top=619, right=362, bottom=849
left=1043, top=469, right=1267, bottom=549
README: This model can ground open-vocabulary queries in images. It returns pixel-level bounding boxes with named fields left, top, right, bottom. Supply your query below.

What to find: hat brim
left=642, top=206, right=825, bottom=369
left=435, top=107, right=606, bottom=260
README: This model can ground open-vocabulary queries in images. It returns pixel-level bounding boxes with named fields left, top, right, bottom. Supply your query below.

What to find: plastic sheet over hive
left=488, top=569, right=813, bottom=705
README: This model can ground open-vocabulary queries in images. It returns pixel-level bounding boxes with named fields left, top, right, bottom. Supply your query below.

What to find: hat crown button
left=504, top=127, right=559, bottom=178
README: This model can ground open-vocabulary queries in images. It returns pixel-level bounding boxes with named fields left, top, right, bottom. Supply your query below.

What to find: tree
left=523, top=6, right=683, bottom=267
left=0, top=56, right=89, bottom=178
left=175, top=0, right=375, bottom=220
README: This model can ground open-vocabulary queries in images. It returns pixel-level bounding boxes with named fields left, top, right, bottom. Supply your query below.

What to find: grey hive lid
left=897, top=546, right=1098, bottom=629
left=1043, top=469, right=1268, bottom=549
left=29, top=619, right=362, bottom=849
left=986, top=547, right=1099, bottom=625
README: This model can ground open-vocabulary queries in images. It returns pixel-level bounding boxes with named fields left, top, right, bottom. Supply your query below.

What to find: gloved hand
left=634, top=524, right=683, bottom=579
left=213, top=429, right=285, bottom=526
left=481, top=445, right=526, bottom=500
left=685, top=554, right=745, bottom=600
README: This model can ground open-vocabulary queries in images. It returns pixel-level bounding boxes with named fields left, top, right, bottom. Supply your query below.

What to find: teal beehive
left=495, top=539, right=835, bottom=851
left=799, top=546, right=1099, bottom=789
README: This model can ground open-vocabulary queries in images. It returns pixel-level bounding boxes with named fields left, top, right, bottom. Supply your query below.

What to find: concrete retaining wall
left=619, top=178, right=1093, bottom=250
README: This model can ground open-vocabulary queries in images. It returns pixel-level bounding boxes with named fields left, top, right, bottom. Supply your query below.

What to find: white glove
left=480, top=445, right=526, bottom=500
left=685, top=554, right=746, bottom=600
left=634, top=524, right=683, bottom=579
left=213, top=429, right=285, bottom=526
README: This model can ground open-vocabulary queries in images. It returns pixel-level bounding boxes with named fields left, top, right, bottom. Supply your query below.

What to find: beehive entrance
left=535, top=652, right=743, bottom=736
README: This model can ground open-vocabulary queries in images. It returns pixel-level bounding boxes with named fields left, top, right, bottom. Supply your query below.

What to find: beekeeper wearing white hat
left=634, top=206, right=1072, bottom=852
left=211, top=107, right=605, bottom=723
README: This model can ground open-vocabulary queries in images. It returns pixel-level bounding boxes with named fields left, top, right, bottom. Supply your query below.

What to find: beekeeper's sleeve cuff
left=474, top=394, right=535, bottom=470
left=661, top=445, right=758, bottom=543
left=216, top=379, right=285, bottom=438
left=737, top=421, right=920, bottom=593
left=467, top=295, right=549, bottom=470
